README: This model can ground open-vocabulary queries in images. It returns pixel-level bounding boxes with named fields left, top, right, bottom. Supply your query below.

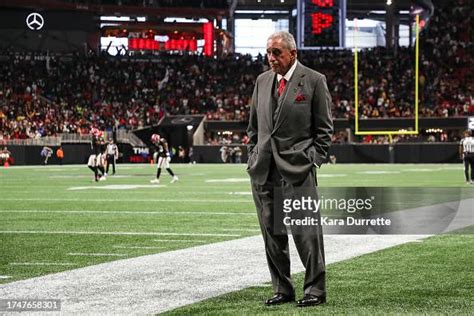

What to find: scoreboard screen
left=297, top=0, right=346, bottom=49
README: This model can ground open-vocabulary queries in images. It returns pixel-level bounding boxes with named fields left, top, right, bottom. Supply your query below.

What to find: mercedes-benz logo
left=26, top=13, right=44, bottom=31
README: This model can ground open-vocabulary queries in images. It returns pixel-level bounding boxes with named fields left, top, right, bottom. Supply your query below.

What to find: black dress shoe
left=297, top=295, right=326, bottom=307
left=265, top=293, right=295, bottom=306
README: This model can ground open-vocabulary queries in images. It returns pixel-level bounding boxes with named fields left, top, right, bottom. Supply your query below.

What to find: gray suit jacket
left=246, top=62, right=333, bottom=185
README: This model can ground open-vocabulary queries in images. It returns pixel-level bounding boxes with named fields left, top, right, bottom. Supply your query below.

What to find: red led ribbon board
left=298, top=0, right=344, bottom=48
left=203, top=22, right=214, bottom=56
left=129, top=38, right=159, bottom=50
left=312, top=0, right=333, bottom=7
left=129, top=38, right=197, bottom=51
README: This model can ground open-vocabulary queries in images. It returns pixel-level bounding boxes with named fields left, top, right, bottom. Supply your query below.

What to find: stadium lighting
left=164, top=17, right=209, bottom=23
left=386, top=0, right=392, bottom=5
left=100, top=16, right=130, bottom=21
left=426, top=128, right=443, bottom=133
left=235, top=10, right=289, bottom=14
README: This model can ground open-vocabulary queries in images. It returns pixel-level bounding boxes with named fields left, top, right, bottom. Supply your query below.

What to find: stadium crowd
left=0, top=0, right=471, bottom=141
left=204, top=128, right=463, bottom=145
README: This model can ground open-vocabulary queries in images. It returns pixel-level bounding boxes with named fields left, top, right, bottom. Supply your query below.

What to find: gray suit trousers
left=251, top=159, right=326, bottom=297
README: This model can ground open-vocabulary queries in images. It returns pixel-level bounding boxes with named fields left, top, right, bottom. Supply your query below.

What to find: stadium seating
left=0, top=0, right=471, bottom=141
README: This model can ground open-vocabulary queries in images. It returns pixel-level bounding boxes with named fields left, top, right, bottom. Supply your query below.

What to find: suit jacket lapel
left=264, top=72, right=277, bottom=131
left=273, top=64, right=306, bottom=133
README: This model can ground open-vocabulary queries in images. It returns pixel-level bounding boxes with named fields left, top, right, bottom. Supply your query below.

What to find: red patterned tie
left=278, top=78, right=287, bottom=97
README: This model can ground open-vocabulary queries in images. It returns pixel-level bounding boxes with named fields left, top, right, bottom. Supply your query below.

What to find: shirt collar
left=277, top=60, right=298, bottom=83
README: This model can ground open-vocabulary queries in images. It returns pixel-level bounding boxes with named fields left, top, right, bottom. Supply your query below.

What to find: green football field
left=163, top=232, right=474, bottom=315
left=0, top=163, right=473, bottom=314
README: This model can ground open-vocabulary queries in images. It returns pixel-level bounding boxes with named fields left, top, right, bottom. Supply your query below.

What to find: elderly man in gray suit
left=247, top=31, right=333, bottom=307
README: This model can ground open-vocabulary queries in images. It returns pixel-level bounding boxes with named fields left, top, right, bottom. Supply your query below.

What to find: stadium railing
left=116, top=129, right=146, bottom=147
left=3, top=136, right=61, bottom=146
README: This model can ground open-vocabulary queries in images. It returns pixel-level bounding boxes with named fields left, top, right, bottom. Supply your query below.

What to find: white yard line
left=0, top=198, right=252, bottom=203
left=0, top=210, right=255, bottom=216
left=0, top=165, right=83, bottom=170
left=219, top=228, right=261, bottom=232
left=0, top=164, right=165, bottom=170
left=67, top=185, right=168, bottom=190
left=205, top=178, right=250, bottom=183
left=152, top=239, right=208, bottom=243
left=0, top=276, right=11, bottom=279
left=0, top=230, right=241, bottom=237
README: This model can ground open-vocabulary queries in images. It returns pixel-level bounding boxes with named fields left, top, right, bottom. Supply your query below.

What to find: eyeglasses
left=266, top=48, right=284, bottom=57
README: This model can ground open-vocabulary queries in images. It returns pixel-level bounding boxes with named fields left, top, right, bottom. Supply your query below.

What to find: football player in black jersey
left=150, top=134, right=178, bottom=184
left=98, top=136, right=107, bottom=177
left=87, top=128, right=106, bottom=182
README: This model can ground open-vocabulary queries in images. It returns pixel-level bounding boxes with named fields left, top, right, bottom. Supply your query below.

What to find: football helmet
left=90, top=127, right=99, bottom=136
left=151, top=134, right=161, bottom=143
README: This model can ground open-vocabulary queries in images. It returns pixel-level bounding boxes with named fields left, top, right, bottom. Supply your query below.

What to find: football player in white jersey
left=0, top=146, right=11, bottom=165
left=460, top=130, right=474, bottom=184
left=150, top=134, right=178, bottom=184
left=40, top=146, right=53, bottom=165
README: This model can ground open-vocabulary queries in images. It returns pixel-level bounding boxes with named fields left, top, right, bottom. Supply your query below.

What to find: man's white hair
left=267, top=31, right=297, bottom=50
